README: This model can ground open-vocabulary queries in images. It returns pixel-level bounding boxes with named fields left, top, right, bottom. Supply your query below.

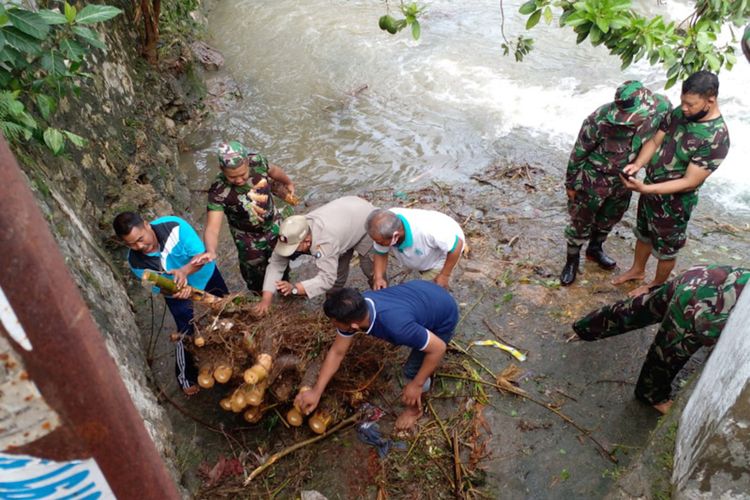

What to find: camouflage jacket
left=645, top=108, right=730, bottom=186
left=566, top=94, right=671, bottom=190
left=667, top=264, right=750, bottom=338
left=207, top=153, right=278, bottom=235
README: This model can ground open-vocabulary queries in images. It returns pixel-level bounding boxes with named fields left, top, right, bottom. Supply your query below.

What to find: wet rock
left=206, top=75, right=240, bottom=97
left=190, top=41, right=225, bottom=71
left=301, top=491, right=328, bottom=500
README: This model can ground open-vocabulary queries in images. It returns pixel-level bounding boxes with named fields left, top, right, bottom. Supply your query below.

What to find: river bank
left=154, top=147, right=750, bottom=497
left=143, top=1, right=750, bottom=497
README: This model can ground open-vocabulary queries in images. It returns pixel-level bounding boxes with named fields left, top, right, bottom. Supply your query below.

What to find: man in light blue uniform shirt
left=295, top=280, right=459, bottom=430
left=114, top=212, right=228, bottom=395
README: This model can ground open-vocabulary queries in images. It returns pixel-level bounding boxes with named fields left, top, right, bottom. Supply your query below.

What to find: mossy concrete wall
left=12, top=1, right=200, bottom=482
left=673, top=289, right=750, bottom=498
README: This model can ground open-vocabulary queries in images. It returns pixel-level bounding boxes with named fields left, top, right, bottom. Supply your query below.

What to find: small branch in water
left=436, top=372, right=618, bottom=463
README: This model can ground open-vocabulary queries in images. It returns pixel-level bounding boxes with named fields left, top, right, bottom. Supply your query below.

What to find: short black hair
left=323, top=288, right=368, bottom=324
left=113, top=211, right=144, bottom=237
left=682, top=71, right=719, bottom=98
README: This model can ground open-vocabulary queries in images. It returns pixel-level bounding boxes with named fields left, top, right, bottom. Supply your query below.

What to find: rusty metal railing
left=0, top=137, right=179, bottom=499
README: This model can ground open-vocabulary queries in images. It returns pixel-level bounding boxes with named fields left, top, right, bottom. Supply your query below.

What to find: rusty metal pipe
left=0, top=138, right=179, bottom=498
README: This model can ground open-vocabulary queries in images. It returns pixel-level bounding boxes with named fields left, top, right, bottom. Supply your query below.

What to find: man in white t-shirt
left=366, top=208, right=465, bottom=289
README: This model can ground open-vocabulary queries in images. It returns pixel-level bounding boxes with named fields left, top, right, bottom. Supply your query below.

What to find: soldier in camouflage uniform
left=191, top=141, right=296, bottom=292
left=573, top=265, right=749, bottom=413
left=614, top=72, right=730, bottom=297
left=561, top=80, right=671, bottom=286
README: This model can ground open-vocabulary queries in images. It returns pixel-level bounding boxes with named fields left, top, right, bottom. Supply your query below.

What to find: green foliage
left=502, top=34, right=534, bottom=62
left=159, top=0, right=205, bottom=51
left=0, top=2, right=122, bottom=154
left=517, top=0, right=750, bottom=88
left=378, top=2, right=424, bottom=40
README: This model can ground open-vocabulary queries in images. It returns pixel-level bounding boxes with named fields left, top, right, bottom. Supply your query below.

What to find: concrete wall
left=11, top=1, right=201, bottom=482
left=673, top=287, right=750, bottom=498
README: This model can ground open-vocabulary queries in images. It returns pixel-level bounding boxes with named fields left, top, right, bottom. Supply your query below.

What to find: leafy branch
left=378, top=1, right=424, bottom=40
left=516, top=0, right=749, bottom=88
left=0, top=2, right=121, bottom=154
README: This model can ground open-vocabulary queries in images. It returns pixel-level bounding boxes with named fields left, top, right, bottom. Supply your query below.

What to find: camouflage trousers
left=573, top=265, right=749, bottom=404
left=232, top=228, right=277, bottom=293
left=634, top=189, right=699, bottom=259
left=565, top=173, right=631, bottom=247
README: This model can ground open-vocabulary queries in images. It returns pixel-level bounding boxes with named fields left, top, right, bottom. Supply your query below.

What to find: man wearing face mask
left=560, top=80, right=671, bottom=286
left=254, top=196, right=376, bottom=315
left=191, top=141, right=295, bottom=292
left=613, top=71, right=730, bottom=297
left=366, top=208, right=465, bottom=290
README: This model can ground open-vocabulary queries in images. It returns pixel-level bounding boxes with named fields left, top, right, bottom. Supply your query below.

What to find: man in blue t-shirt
left=113, top=212, right=228, bottom=395
left=294, top=280, right=459, bottom=430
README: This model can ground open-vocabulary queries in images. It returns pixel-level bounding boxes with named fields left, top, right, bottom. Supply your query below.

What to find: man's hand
left=372, top=276, right=387, bottom=290
left=620, top=174, right=647, bottom=193
left=286, top=182, right=295, bottom=196
left=433, top=273, right=450, bottom=289
left=166, top=268, right=191, bottom=299
left=622, top=163, right=641, bottom=177
left=276, top=280, right=295, bottom=296
left=253, top=298, right=272, bottom=316
left=167, top=268, right=189, bottom=289
left=566, top=188, right=576, bottom=201
left=402, top=381, right=423, bottom=409
left=190, top=251, right=216, bottom=266
left=295, top=388, right=321, bottom=415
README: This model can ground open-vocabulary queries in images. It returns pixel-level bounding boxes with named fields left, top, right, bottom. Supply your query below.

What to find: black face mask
left=685, top=107, right=710, bottom=122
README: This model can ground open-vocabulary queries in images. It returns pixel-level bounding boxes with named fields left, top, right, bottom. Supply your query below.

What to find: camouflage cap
left=217, top=141, right=250, bottom=169
left=606, top=80, right=656, bottom=127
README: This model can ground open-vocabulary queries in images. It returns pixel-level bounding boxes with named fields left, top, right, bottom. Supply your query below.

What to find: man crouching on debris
left=295, top=280, right=459, bottom=430
left=573, top=264, right=749, bottom=414
left=114, top=212, right=229, bottom=396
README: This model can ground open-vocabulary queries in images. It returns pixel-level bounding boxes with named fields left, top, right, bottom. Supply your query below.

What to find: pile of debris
left=188, top=295, right=395, bottom=433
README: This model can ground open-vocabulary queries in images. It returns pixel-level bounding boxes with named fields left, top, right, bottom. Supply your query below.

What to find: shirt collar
left=364, top=297, right=376, bottom=334
left=396, top=214, right=413, bottom=251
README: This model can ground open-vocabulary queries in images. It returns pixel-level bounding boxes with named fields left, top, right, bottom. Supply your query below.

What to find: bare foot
left=611, top=269, right=645, bottom=285
left=653, top=400, right=673, bottom=414
left=183, top=385, right=200, bottom=397
left=395, top=405, right=423, bottom=431
left=627, top=285, right=651, bottom=298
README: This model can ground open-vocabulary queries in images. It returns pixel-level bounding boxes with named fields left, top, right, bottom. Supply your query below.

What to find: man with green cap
left=614, top=71, right=730, bottom=297
left=561, top=80, right=671, bottom=286
left=191, top=141, right=296, bottom=292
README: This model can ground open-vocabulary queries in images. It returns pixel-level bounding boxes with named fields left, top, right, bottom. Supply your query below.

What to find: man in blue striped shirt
left=114, top=212, right=228, bottom=395
left=295, top=280, right=459, bottom=430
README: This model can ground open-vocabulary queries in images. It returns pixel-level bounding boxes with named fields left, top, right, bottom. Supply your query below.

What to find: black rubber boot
left=586, top=239, right=616, bottom=270
left=560, top=245, right=581, bottom=286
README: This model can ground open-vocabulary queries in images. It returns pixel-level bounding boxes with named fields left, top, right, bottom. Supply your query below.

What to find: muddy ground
left=140, top=160, right=750, bottom=499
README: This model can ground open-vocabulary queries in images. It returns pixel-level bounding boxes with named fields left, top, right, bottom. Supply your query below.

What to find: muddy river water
left=170, top=1, right=750, bottom=498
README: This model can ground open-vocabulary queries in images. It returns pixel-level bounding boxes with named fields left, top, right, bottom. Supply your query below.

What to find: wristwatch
left=291, top=285, right=299, bottom=296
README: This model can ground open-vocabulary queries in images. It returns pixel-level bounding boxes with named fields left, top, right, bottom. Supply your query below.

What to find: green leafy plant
left=378, top=2, right=424, bottom=40
left=0, top=2, right=122, bottom=154
left=516, top=0, right=749, bottom=88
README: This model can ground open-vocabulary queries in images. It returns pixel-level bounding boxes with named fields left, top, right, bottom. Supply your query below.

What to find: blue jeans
left=402, top=326, right=456, bottom=385
left=164, top=267, right=228, bottom=389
